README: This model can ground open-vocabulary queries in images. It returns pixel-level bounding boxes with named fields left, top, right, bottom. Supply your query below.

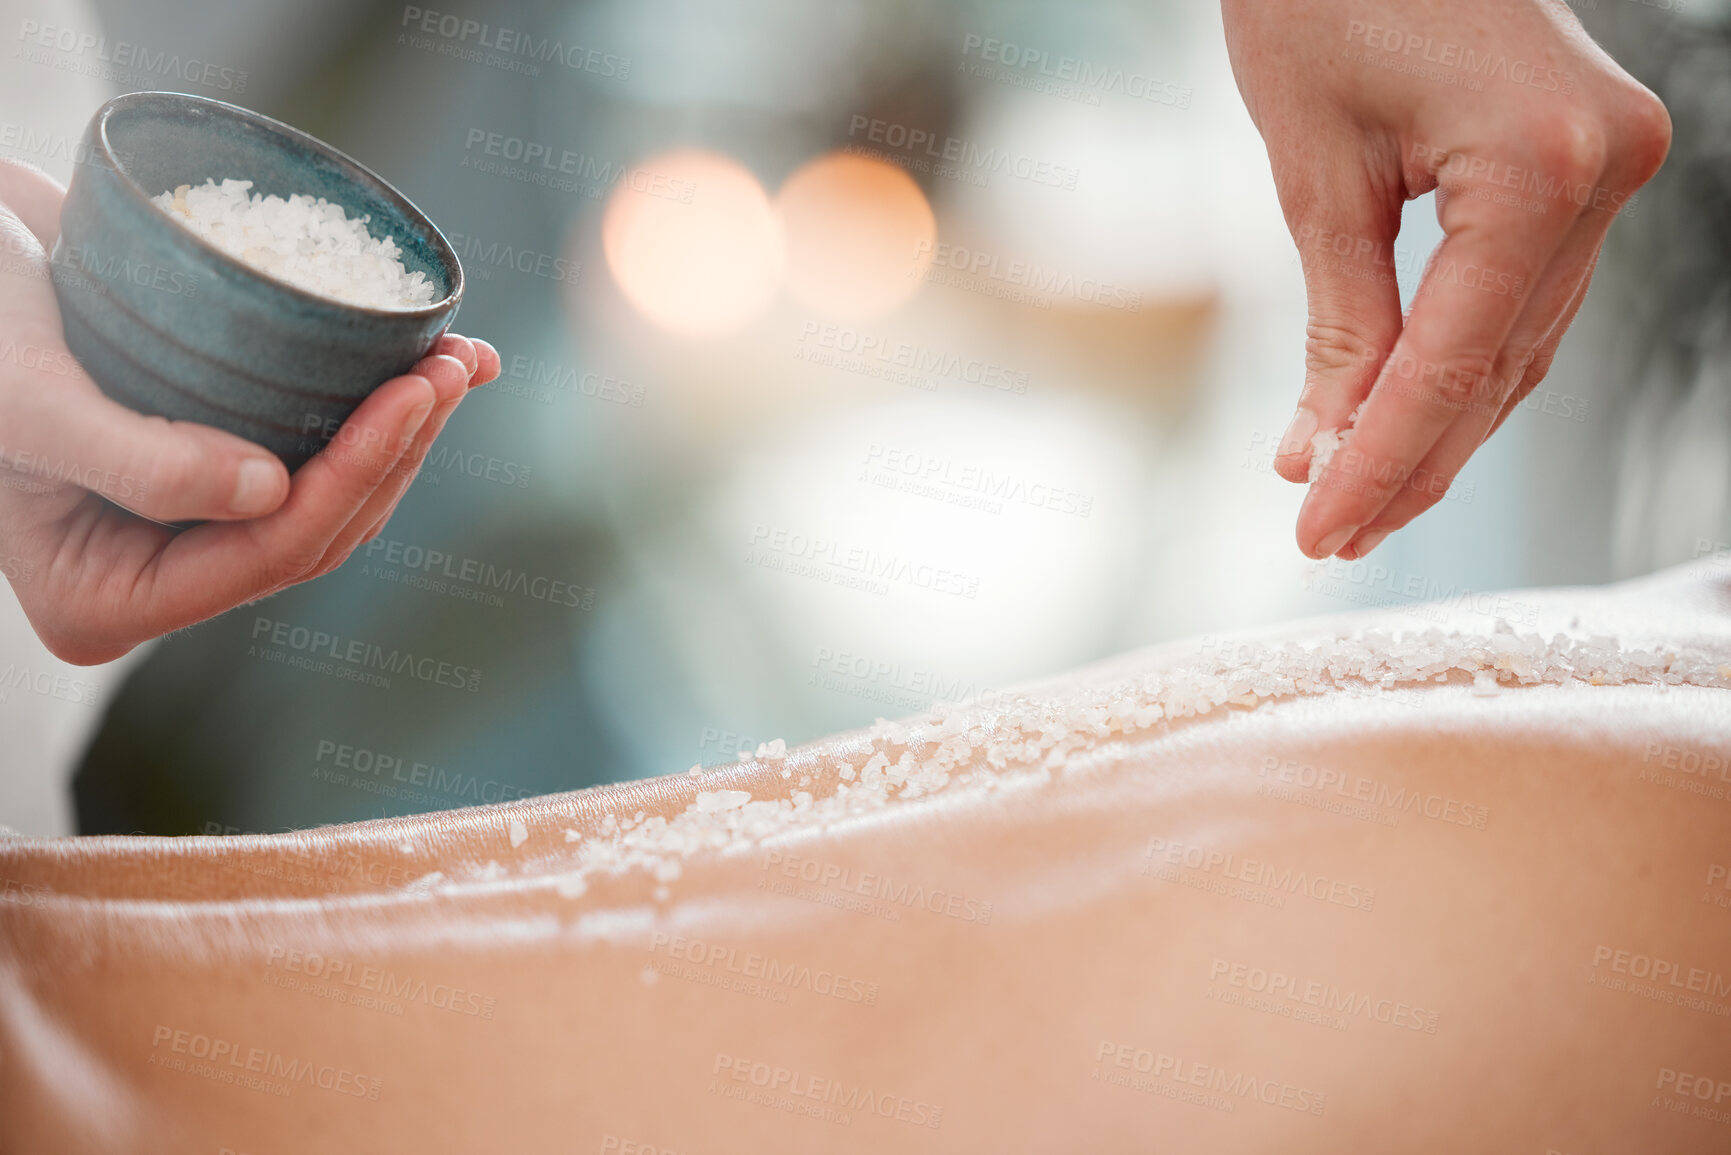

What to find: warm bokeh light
left=602, top=149, right=784, bottom=337
left=775, top=151, right=936, bottom=319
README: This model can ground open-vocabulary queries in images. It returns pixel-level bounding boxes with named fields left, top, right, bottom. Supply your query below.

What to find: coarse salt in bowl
left=51, top=92, right=464, bottom=470
left=152, top=178, right=439, bottom=311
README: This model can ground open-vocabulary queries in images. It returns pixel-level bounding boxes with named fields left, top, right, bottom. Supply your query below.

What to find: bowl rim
left=90, top=90, right=465, bottom=319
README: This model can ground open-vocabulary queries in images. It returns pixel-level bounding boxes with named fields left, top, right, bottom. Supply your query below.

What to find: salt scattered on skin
left=508, top=820, right=528, bottom=848
left=533, top=620, right=1731, bottom=905
left=152, top=178, right=437, bottom=310
left=403, top=870, right=445, bottom=894
left=695, top=789, right=752, bottom=813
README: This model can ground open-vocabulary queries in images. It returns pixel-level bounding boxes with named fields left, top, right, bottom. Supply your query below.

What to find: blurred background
left=0, top=0, right=1725, bottom=836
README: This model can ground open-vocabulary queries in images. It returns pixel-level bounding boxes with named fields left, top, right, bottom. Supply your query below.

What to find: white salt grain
left=1308, top=403, right=1365, bottom=483
left=1307, top=429, right=1343, bottom=482
left=533, top=615, right=1731, bottom=906
left=508, top=819, right=528, bottom=848
left=695, top=789, right=751, bottom=813
left=152, top=178, right=437, bottom=309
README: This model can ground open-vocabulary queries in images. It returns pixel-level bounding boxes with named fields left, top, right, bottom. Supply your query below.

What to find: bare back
left=4, top=564, right=1731, bottom=1154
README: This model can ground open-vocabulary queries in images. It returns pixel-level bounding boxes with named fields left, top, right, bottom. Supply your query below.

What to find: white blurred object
left=0, top=0, right=141, bottom=836
left=0, top=589, right=144, bottom=836
left=710, top=389, right=1143, bottom=680
left=0, top=0, right=110, bottom=183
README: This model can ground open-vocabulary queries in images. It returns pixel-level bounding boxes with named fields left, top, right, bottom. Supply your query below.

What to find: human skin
left=3, top=563, right=1729, bottom=1153
left=0, top=158, right=502, bottom=665
left=1222, top=0, right=1672, bottom=560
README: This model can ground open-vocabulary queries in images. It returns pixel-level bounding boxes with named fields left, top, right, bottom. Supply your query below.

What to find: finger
left=1340, top=218, right=1609, bottom=558
left=304, top=353, right=472, bottom=578
left=342, top=335, right=499, bottom=548
left=0, top=336, right=295, bottom=524
left=0, top=157, right=66, bottom=248
left=1298, top=135, right=1594, bottom=557
left=351, top=384, right=470, bottom=550
left=470, top=338, right=501, bottom=386
left=139, top=373, right=437, bottom=620
left=353, top=338, right=502, bottom=545
left=1268, top=144, right=1406, bottom=484
left=433, top=333, right=477, bottom=376
left=339, top=387, right=462, bottom=564
left=0, top=193, right=292, bottom=525
left=1484, top=249, right=1599, bottom=442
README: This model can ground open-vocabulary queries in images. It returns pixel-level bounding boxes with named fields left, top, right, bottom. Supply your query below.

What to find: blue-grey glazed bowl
left=51, top=91, right=463, bottom=470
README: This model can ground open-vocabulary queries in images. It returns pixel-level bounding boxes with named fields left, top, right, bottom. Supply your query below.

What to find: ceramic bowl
left=50, top=91, right=464, bottom=470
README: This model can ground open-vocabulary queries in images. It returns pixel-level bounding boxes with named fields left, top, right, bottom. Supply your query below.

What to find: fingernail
left=230, top=457, right=281, bottom=516
left=1278, top=407, right=1319, bottom=456
left=1355, top=529, right=1390, bottom=556
left=418, top=354, right=471, bottom=400
left=1314, top=524, right=1359, bottom=558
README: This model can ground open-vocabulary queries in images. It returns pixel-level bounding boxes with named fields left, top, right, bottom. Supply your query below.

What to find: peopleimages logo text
left=959, top=34, right=1193, bottom=108
left=362, top=536, right=593, bottom=609
left=15, top=20, right=249, bottom=92
left=249, top=617, right=482, bottom=693
left=400, top=7, right=630, bottom=78
left=913, top=239, right=1142, bottom=311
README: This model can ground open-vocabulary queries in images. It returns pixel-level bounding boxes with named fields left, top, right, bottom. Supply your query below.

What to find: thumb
left=8, top=363, right=290, bottom=522
left=1272, top=193, right=1406, bottom=485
